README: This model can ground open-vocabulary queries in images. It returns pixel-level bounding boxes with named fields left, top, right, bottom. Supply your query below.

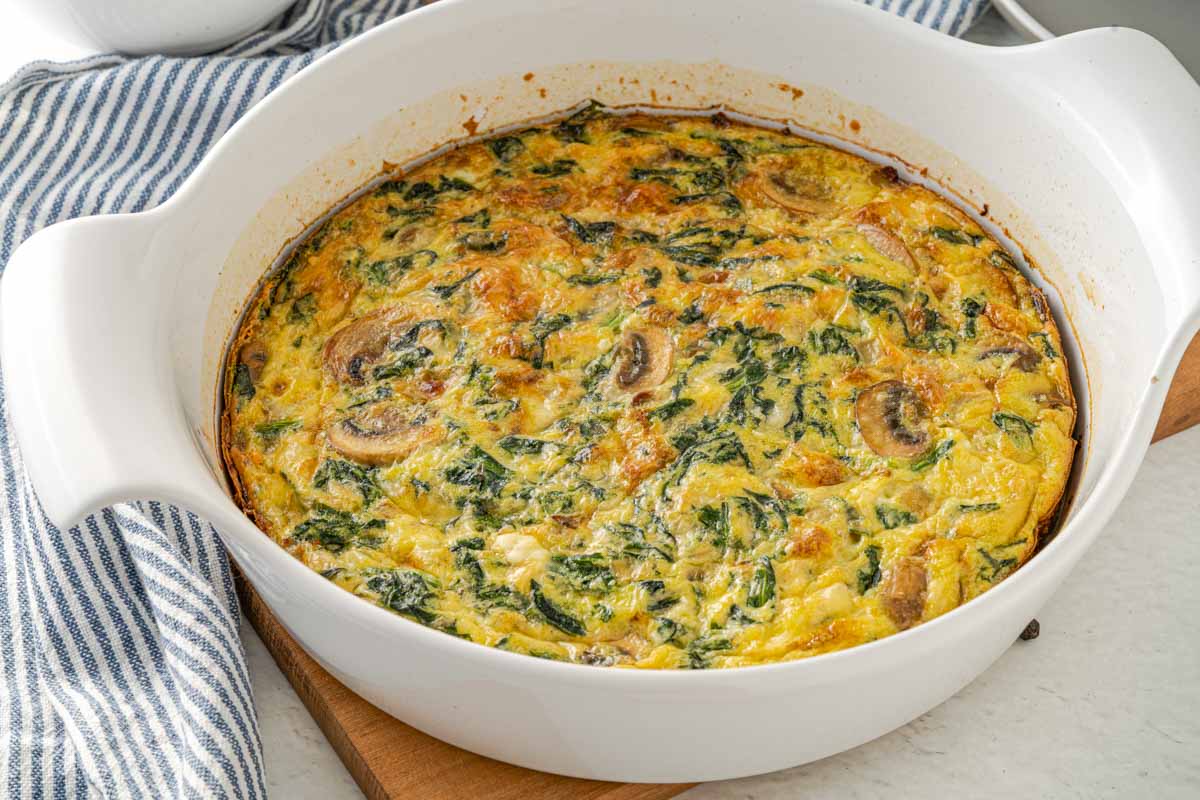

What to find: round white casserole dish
left=4, top=0, right=1199, bottom=783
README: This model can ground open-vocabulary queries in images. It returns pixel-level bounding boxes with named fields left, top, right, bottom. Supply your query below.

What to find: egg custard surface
left=223, top=107, right=1076, bottom=669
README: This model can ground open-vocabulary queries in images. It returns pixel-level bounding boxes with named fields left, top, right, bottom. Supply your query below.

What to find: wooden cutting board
left=235, top=331, right=1200, bottom=800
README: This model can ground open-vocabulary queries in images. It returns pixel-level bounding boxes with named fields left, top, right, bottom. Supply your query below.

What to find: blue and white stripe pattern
left=0, top=0, right=987, bottom=796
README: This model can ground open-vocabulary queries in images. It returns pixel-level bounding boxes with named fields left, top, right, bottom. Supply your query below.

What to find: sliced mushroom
left=760, top=171, right=839, bottom=215
left=323, top=308, right=410, bottom=385
left=855, top=380, right=930, bottom=458
left=239, top=340, right=268, bottom=383
left=614, top=328, right=674, bottom=393
left=857, top=223, right=915, bottom=271
left=978, top=340, right=1041, bottom=372
left=327, top=404, right=429, bottom=465
left=881, top=555, right=927, bottom=630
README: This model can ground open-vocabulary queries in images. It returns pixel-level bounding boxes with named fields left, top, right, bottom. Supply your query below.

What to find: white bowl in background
left=9, top=0, right=297, bottom=55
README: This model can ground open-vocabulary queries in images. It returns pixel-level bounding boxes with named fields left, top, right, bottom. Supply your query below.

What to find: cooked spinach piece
left=232, top=363, right=256, bottom=401
left=451, top=537, right=486, bottom=584
left=747, top=557, right=776, bottom=608
left=960, top=502, right=1001, bottom=512
left=254, top=418, right=301, bottom=442
left=671, top=191, right=743, bottom=214
left=857, top=544, right=882, bottom=593
left=686, top=635, right=732, bottom=669
left=648, top=398, right=695, bottom=421
left=313, top=459, right=384, bottom=505
left=771, top=344, right=806, bottom=374
left=364, top=249, right=439, bottom=285
left=531, top=159, right=577, bottom=177
left=696, top=503, right=731, bottom=548
left=566, top=272, right=619, bottom=286
left=1030, top=331, right=1059, bottom=359
left=453, top=208, right=491, bottom=228
left=978, top=548, right=1018, bottom=582
left=367, top=569, right=437, bottom=623
left=444, top=445, right=511, bottom=498
left=808, top=326, right=859, bottom=360
left=460, top=230, right=508, bottom=253
left=642, top=266, right=662, bottom=288
left=488, top=135, right=525, bottom=163
left=666, top=304, right=701, bottom=327
left=993, top=411, right=1036, bottom=447
left=911, top=439, right=954, bottom=472
left=611, top=521, right=677, bottom=563
left=497, top=435, right=551, bottom=455
left=403, top=175, right=474, bottom=202
left=662, top=431, right=752, bottom=499
left=287, top=293, right=316, bottom=324
left=930, top=226, right=982, bottom=246
left=551, top=554, right=615, bottom=594
left=961, top=296, right=985, bottom=339
left=754, top=282, right=815, bottom=295
left=876, top=503, right=918, bottom=530
left=561, top=214, right=616, bottom=246
left=372, top=345, right=433, bottom=380
left=785, top=382, right=838, bottom=442
left=530, top=580, right=586, bottom=636
left=292, top=504, right=385, bottom=553
left=529, top=312, right=573, bottom=369
left=430, top=268, right=480, bottom=300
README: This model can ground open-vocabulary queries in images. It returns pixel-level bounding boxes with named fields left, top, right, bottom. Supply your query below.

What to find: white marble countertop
left=5, top=6, right=1197, bottom=798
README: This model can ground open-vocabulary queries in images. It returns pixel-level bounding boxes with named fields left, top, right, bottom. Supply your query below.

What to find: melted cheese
left=223, top=106, right=1076, bottom=669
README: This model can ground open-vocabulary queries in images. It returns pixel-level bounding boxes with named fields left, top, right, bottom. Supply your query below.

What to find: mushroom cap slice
left=323, top=307, right=411, bottom=385
left=614, top=328, right=674, bottom=393
left=239, top=340, right=268, bottom=383
left=855, top=380, right=930, bottom=458
left=977, top=339, right=1042, bottom=372
left=326, top=404, right=431, bottom=466
left=760, top=171, right=839, bottom=216
left=856, top=223, right=915, bottom=271
left=881, top=555, right=927, bottom=629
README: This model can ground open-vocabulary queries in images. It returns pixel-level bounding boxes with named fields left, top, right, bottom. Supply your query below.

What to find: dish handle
left=1017, top=27, right=1200, bottom=339
left=1, top=212, right=218, bottom=530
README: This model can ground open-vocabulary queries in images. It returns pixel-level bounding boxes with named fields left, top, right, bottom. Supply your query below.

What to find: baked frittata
left=223, top=105, right=1076, bottom=668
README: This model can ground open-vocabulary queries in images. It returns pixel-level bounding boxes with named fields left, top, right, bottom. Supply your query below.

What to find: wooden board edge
left=1152, top=331, right=1200, bottom=443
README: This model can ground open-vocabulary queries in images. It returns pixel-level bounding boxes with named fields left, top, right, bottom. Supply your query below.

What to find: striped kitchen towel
left=0, top=0, right=989, bottom=797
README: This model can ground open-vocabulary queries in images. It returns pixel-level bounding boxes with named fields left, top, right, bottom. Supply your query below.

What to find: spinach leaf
left=497, top=435, right=551, bottom=455
left=747, top=557, right=776, bottom=608
left=857, top=544, right=882, bottom=593
left=444, top=445, right=511, bottom=498
left=530, top=159, right=577, bottom=177
left=561, top=214, right=616, bottom=246
left=488, top=135, right=525, bottom=163
left=254, top=418, right=301, bottom=442
left=876, top=503, right=918, bottom=530
left=232, top=363, right=256, bottom=401
left=993, top=411, right=1036, bottom=447
left=550, top=554, right=615, bottom=594
left=292, top=504, right=385, bottom=553
left=313, top=459, right=383, bottom=505
left=367, top=569, right=438, bottom=623
left=911, top=439, right=954, bottom=472
left=287, top=293, right=316, bottom=324
left=648, top=398, right=695, bottom=421
left=960, top=502, right=1001, bottom=512
left=930, top=226, right=982, bottom=246
left=530, top=580, right=586, bottom=636
left=430, top=268, right=480, bottom=300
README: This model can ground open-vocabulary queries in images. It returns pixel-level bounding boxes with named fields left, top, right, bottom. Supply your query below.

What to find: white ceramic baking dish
left=3, top=0, right=1199, bottom=783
